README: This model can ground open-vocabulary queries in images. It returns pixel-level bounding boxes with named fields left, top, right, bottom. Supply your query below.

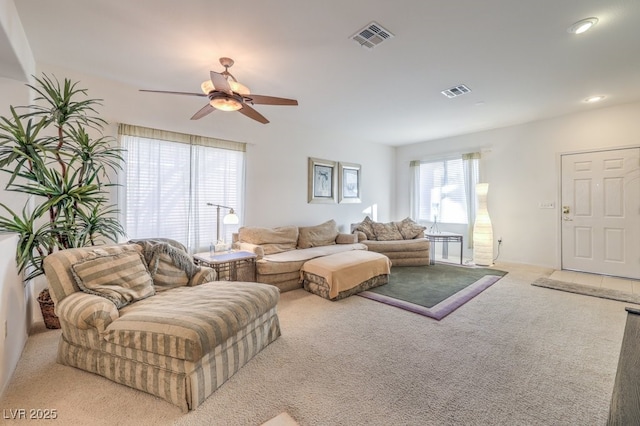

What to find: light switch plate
left=539, top=202, right=555, bottom=209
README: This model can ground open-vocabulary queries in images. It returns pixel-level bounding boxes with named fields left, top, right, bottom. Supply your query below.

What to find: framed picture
left=338, top=162, right=361, bottom=203
left=308, top=157, right=337, bottom=203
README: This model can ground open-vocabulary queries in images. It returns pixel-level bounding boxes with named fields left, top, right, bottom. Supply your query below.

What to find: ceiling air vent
left=441, top=84, right=472, bottom=98
left=351, top=22, right=394, bottom=49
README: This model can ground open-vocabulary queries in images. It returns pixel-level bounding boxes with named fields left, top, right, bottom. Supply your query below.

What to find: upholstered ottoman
left=300, top=250, right=391, bottom=300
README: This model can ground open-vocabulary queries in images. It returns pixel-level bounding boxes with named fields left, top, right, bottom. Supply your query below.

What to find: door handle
left=563, top=216, right=573, bottom=221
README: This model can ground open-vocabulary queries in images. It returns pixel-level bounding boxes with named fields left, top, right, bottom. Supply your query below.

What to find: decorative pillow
left=372, top=221, right=403, bottom=241
left=354, top=216, right=376, bottom=240
left=238, top=226, right=299, bottom=255
left=71, top=250, right=155, bottom=309
left=297, top=219, right=339, bottom=248
left=395, top=217, right=426, bottom=240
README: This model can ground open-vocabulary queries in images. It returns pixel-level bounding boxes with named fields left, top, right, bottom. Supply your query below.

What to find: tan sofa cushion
left=297, top=219, right=339, bottom=248
left=336, top=233, right=358, bottom=244
left=395, top=217, right=426, bottom=240
left=364, top=238, right=430, bottom=253
left=354, top=216, right=376, bottom=240
left=372, top=221, right=403, bottom=241
left=71, top=249, right=155, bottom=308
left=104, top=282, right=280, bottom=362
left=238, top=226, right=299, bottom=255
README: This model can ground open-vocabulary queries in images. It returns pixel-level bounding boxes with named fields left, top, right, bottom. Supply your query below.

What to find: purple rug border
left=358, top=274, right=504, bottom=320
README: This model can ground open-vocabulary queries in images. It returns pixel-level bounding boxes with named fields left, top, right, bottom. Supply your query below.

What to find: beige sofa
left=43, top=239, right=281, bottom=412
left=351, top=216, right=430, bottom=266
left=232, top=219, right=368, bottom=292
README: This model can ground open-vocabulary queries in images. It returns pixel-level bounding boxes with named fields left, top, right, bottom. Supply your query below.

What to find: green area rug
left=358, top=263, right=508, bottom=320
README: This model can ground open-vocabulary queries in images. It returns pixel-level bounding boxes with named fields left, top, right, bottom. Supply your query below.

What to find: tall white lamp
left=473, top=183, right=493, bottom=266
left=206, top=203, right=239, bottom=243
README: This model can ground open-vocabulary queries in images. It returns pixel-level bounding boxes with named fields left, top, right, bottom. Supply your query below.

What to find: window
left=411, top=154, right=480, bottom=226
left=118, top=124, right=245, bottom=252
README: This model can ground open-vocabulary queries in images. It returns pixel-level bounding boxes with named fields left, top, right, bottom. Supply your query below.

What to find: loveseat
left=232, top=219, right=368, bottom=292
left=43, top=239, right=281, bottom=412
left=351, top=216, right=431, bottom=266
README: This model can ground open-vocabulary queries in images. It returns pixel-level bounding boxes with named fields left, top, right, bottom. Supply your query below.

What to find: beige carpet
left=0, top=263, right=628, bottom=425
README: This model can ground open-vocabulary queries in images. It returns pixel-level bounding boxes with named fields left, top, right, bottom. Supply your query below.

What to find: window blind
left=418, top=158, right=469, bottom=224
left=412, top=153, right=480, bottom=226
left=118, top=124, right=245, bottom=252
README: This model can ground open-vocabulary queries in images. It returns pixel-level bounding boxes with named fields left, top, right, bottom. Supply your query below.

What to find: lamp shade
left=473, top=183, right=493, bottom=266
left=223, top=211, right=239, bottom=225
left=201, top=79, right=250, bottom=95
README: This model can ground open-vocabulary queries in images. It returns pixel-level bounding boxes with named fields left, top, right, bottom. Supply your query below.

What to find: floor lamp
left=473, top=183, right=493, bottom=266
left=206, top=203, right=239, bottom=244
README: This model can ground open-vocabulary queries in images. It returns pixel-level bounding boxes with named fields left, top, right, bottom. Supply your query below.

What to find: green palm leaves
left=0, top=74, right=125, bottom=281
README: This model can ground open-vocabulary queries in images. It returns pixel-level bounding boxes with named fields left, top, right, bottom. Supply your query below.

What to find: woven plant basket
left=37, top=288, right=60, bottom=329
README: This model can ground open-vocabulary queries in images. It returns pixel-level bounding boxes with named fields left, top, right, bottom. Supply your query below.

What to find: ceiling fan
left=140, top=57, right=298, bottom=124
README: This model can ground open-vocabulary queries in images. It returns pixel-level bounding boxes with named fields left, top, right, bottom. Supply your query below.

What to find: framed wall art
left=308, top=157, right=337, bottom=203
left=338, top=162, right=361, bottom=203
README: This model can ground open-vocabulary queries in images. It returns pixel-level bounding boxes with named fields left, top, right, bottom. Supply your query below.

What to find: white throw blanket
left=262, top=243, right=368, bottom=263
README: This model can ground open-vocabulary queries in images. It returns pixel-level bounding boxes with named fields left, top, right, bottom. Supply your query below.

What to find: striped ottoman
left=301, top=250, right=391, bottom=300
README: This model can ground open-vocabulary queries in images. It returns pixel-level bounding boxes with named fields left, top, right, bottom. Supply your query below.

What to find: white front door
left=561, top=148, right=640, bottom=279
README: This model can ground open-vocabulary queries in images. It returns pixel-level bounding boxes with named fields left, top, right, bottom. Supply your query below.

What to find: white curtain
left=118, top=124, right=245, bottom=253
left=411, top=153, right=480, bottom=244
left=409, top=160, right=421, bottom=221
left=462, top=152, right=481, bottom=248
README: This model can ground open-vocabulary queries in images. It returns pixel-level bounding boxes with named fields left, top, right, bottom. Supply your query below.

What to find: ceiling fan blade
left=238, top=103, right=269, bottom=124
left=210, top=71, right=232, bottom=94
left=190, top=104, right=215, bottom=120
left=139, top=89, right=206, bottom=97
left=245, top=94, right=298, bottom=106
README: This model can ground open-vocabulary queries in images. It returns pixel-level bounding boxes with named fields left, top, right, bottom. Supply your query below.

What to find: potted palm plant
left=0, top=74, right=125, bottom=328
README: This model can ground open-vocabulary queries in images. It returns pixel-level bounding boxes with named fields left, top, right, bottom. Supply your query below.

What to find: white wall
left=395, top=101, right=640, bottom=268
left=244, top=130, right=394, bottom=231
left=0, top=0, right=34, bottom=394
left=0, top=234, right=28, bottom=398
left=0, top=77, right=31, bottom=396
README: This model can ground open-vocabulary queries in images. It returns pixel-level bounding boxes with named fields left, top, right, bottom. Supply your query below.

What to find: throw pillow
left=372, top=221, right=403, bottom=241
left=354, top=216, right=376, bottom=240
left=297, top=219, right=339, bottom=248
left=71, top=250, right=155, bottom=309
left=238, top=226, right=299, bottom=255
left=395, top=217, right=427, bottom=239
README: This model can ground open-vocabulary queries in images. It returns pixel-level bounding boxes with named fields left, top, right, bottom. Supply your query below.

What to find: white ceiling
left=9, top=0, right=640, bottom=146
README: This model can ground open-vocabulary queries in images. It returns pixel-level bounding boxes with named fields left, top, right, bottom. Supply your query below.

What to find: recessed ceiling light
left=567, top=17, right=598, bottom=34
left=584, top=95, right=605, bottom=103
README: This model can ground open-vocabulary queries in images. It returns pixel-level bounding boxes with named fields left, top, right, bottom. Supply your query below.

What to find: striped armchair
left=43, top=241, right=281, bottom=412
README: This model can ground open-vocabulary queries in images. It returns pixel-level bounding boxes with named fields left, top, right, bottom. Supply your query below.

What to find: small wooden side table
left=193, top=250, right=257, bottom=281
left=425, top=232, right=463, bottom=265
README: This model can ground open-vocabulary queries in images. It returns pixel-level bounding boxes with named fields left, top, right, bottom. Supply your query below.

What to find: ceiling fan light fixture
left=567, top=17, right=598, bottom=34
left=209, top=93, right=243, bottom=111
left=201, top=79, right=250, bottom=95
left=229, top=80, right=250, bottom=95
left=142, top=57, right=296, bottom=123
left=201, top=80, right=215, bottom=94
